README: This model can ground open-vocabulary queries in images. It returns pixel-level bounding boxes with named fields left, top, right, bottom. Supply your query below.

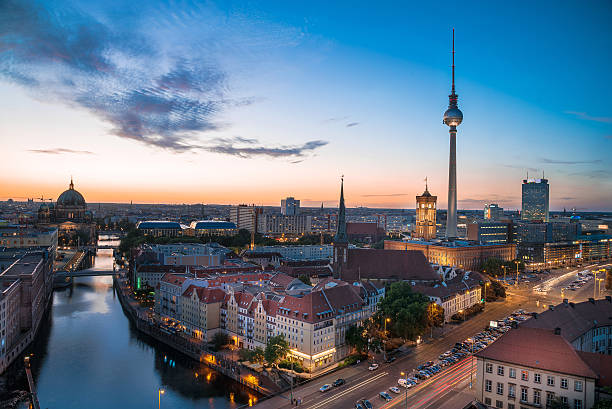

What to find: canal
left=4, top=235, right=258, bottom=409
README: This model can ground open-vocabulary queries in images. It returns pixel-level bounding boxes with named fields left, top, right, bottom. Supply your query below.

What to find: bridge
left=54, top=267, right=119, bottom=278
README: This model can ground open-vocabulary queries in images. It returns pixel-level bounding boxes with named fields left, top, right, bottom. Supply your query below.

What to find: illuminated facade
left=522, top=178, right=550, bottom=222
left=484, top=203, right=504, bottom=220
left=414, top=183, right=437, bottom=241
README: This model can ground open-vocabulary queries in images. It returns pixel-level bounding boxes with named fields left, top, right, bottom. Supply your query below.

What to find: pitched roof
left=342, top=249, right=437, bottom=282
left=182, top=285, right=225, bottom=303
left=278, top=291, right=332, bottom=323
left=269, top=272, right=299, bottom=290
left=161, top=273, right=187, bottom=286
left=520, top=297, right=612, bottom=342
left=475, top=327, right=597, bottom=379
left=576, top=351, right=612, bottom=387
left=412, top=271, right=482, bottom=301
left=346, top=222, right=383, bottom=235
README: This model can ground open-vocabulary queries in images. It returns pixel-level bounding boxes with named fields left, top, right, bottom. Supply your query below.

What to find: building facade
left=468, top=222, right=513, bottom=245
left=414, top=186, right=437, bottom=241
left=281, top=197, right=300, bottom=216
left=484, top=204, right=504, bottom=221
left=521, top=178, right=550, bottom=222
left=229, top=205, right=263, bottom=233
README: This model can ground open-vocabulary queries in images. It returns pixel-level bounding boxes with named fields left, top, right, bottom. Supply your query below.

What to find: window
left=547, top=376, right=555, bottom=387
left=546, top=392, right=555, bottom=407
left=574, top=399, right=582, bottom=409
left=561, top=378, right=568, bottom=389
left=533, top=389, right=541, bottom=405
left=496, top=400, right=503, bottom=408
left=497, top=382, right=504, bottom=395
left=561, top=397, right=568, bottom=404
left=498, top=365, right=505, bottom=376
left=486, top=363, right=493, bottom=373
left=521, top=370, right=529, bottom=381
left=485, top=397, right=492, bottom=405
left=521, top=387, right=528, bottom=402
left=485, top=379, right=492, bottom=392
left=575, top=380, right=583, bottom=392
left=509, top=384, right=516, bottom=398
left=534, top=373, right=541, bottom=384
left=508, top=404, right=515, bottom=409
left=509, top=368, right=516, bottom=379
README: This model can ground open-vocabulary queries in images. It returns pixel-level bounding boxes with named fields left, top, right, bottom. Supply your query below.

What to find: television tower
left=443, top=29, right=463, bottom=238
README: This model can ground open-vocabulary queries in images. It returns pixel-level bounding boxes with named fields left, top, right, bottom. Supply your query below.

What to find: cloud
left=568, top=170, right=610, bottom=180
left=540, top=157, right=601, bottom=165
left=346, top=122, right=359, bottom=127
left=202, top=138, right=328, bottom=158
left=362, top=193, right=410, bottom=198
left=503, top=164, right=539, bottom=172
left=321, top=116, right=349, bottom=124
left=0, top=1, right=325, bottom=159
left=27, top=148, right=94, bottom=155
left=566, top=111, right=612, bottom=124
left=559, top=197, right=576, bottom=201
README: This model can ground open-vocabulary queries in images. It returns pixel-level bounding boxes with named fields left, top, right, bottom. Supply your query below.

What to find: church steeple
left=69, top=177, right=74, bottom=190
left=334, top=176, right=348, bottom=243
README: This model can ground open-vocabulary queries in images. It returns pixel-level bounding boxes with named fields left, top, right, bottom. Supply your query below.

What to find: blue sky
left=0, top=0, right=610, bottom=210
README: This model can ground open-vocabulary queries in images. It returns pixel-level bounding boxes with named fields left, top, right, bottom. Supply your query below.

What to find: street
left=256, top=262, right=611, bottom=409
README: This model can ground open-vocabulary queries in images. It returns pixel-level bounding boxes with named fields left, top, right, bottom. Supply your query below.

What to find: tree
left=264, top=335, right=290, bottom=365
left=593, top=399, right=612, bottom=409
left=345, top=325, right=368, bottom=354
left=547, top=398, right=570, bottom=409
left=606, top=268, right=612, bottom=290
left=211, top=332, right=230, bottom=351
left=298, top=274, right=312, bottom=286
left=427, top=303, right=444, bottom=329
left=376, top=282, right=431, bottom=341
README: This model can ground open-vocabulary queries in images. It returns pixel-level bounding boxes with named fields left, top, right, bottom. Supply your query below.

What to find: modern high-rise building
left=229, top=205, right=263, bottom=233
left=521, top=178, right=549, bottom=222
left=414, top=181, right=437, bottom=241
left=484, top=203, right=504, bottom=220
left=280, top=197, right=300, bottom=216
left=442, top=29, right=463, bottom=238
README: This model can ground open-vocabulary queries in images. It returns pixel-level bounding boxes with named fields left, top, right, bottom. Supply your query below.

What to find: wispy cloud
left=202, top=138, right=328, bottom=159
left=503, top=164, right=539, bottom=172
left=27, top=148, right=94, bottom=155
left=568, top=170, right=610, bottom=180
left=362, top=193, right=409, bottom=198
left=559, top=197, right=576, bottom=201
left=540, top=157, right=601, bottom=165
left=566, top=111, right=612, bottom=124
left=0, top=1, right=326, bottom=159
left=321, top=116, right=349, bottom=124
left=346, top=122, right=359, bottom=127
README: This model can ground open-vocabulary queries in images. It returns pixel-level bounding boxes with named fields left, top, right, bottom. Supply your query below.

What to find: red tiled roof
left=342, top=249, right=437, bottom=282
left=269, top=272, right=298, bottom=289
left=182, top=285, right=225, bottom=303
left=279, top=292, right=332, bottom=323
left=346, top=222, right=383, bottom=235
left=160, top=273, right=187, bottom=286
left=476, top=327, right=597, bottom=379
left=262, top=299, right=279, bottom=316
left=577, top=351, right=612, bottom=387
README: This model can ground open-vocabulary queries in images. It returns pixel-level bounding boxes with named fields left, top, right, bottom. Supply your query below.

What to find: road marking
left=305, top=371, right=389, bottom=409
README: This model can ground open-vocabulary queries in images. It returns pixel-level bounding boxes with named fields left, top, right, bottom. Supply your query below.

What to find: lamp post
left=400, top=371, right=408, bottom=409
left=383, top=317, right=391, bottom=362
left=515, top=260, right=520, bottom=288
left=502, top=265, right=507, bottom=284
left=158, top=388, right=165, bottom=409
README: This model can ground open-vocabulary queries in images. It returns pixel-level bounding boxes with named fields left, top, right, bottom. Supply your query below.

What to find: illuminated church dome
left=55, top=178, right=87, bottom=222
left=57, top=179, right=86, bottom=207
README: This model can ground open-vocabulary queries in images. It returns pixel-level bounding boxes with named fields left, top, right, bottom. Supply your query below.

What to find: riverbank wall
left=113, top=275, right=276, bottom=397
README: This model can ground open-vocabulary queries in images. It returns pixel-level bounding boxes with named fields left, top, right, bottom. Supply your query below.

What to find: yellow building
left=414, top=183, right=437, bottom=241
left=179, top=286, right=224, bottom=341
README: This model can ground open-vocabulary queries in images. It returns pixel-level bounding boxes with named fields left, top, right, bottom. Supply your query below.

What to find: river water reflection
left=10, top=236, right=258, bottom=409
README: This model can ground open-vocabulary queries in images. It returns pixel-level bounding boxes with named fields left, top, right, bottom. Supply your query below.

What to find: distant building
left=484, top=204, right=504, bottom=221
left=248, top=245, right=334, bottom=261
left=187, top=220, right=237, bottom=237
left=385, top=239, right=516, bottom=271
left=522, top=178, right=549, bottom=222
left=475, top=327, right=606, bottom=409
left=229, top=205, right=263, bottom=233
left=257, top=213, right=312, bottom=237
left=468, top=222, right=513, bottom=245
left=281, top=197, right=300, bottom=216
left=346, top=222, right=386, bottom=243
left=414, top=184, right=437, bottom=241
left=136, top=221, right=183, bottom=237
left=0, top=225, right=58, bottom=251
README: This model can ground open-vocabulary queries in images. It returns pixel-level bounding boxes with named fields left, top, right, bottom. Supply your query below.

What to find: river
left=4, top=235, right=258, bottom=409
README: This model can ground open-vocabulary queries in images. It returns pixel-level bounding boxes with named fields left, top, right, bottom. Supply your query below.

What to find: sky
left=0, top=0, right=611, bottom=211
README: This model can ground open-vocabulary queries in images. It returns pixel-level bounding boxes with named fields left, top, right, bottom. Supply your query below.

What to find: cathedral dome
left=57, top=179, right=86, bottom=207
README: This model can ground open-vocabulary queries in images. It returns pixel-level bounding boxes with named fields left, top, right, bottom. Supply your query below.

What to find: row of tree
left=480, top=257, right=525, bottom=278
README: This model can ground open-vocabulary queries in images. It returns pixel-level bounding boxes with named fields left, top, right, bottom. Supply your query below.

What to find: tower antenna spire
left=451, top=28, right=455, bottom=95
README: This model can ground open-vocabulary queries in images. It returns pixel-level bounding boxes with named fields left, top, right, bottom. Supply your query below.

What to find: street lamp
left=383, top=317, right=391, bottom=362
left=514, top=260, right=520, bottom=288
left=158, top=388, right=165, bottom=409
left=400, top=371, right=408, bottom=409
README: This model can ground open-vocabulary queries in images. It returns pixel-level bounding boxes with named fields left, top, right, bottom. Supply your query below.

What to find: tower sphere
left=443, top=107, right=463, bottom=127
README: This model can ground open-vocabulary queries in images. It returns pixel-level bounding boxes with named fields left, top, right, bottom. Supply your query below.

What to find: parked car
left=355, top=404, right=365, bottom=409
left=389, top=386, right=401, bottom=394
left=379, top=392, right=393, bottom=401
left=368, top=363, right=379, bottom=371
left=333, top=378, right=346, bottom=387
left=385, top=356, right=396, bottom=363
left=320, top=384, right=332, bottom=393
left=359, top=399, right=373, bottom=409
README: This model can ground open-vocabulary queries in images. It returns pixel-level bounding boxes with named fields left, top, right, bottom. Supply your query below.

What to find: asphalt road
left=256, top=262, right=611, bottom=409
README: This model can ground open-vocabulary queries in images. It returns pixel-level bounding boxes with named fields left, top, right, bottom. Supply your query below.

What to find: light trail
left=305, top=371, right=389, bottom=409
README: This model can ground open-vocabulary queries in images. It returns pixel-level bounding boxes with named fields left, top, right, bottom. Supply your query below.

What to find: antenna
left=425, top=176, right=428, bottom=192
left=451, top=28, right=455, bottom=95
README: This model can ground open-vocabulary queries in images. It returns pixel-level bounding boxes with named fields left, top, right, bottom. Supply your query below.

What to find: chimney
left=531, top=312, right=538, bottom=319
left=554, top=327, right=561, bottom=335
left=563, top=299, right=569, bottom=304
left=606, top=296, right=611, bottom=303
left=588, top=297, right=595, bottom=304
left=549, top=305, right=555, bottom=311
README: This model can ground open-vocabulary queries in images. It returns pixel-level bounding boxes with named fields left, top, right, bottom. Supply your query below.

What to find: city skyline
left=1, top=1, right=611, bottom=210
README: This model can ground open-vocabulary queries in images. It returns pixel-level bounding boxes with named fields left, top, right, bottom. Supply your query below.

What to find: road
left=256, top=263, right=611, bottom=409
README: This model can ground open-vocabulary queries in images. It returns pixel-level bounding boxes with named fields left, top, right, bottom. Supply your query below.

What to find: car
left=355, top=404, right=365, bottom=409
left=333, top=378, right=346, bottom=387
left=398, top=378, right=413, bottom=388
left=368, top=363, right=379, bottom=371
left=385, top=356, right=396, bottom=363
left=389, top=386, right=401, bottom=394
left=424, top=360, right=434, bottom=367
left=379, top=392, right=393, bottom=401
left=320, top=384, right=332, bottom=393
left=360, top=399, right=373, bottom=409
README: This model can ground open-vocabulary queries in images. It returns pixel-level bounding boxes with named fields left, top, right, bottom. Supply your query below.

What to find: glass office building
left=521, top=178, right=549, bottom=222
